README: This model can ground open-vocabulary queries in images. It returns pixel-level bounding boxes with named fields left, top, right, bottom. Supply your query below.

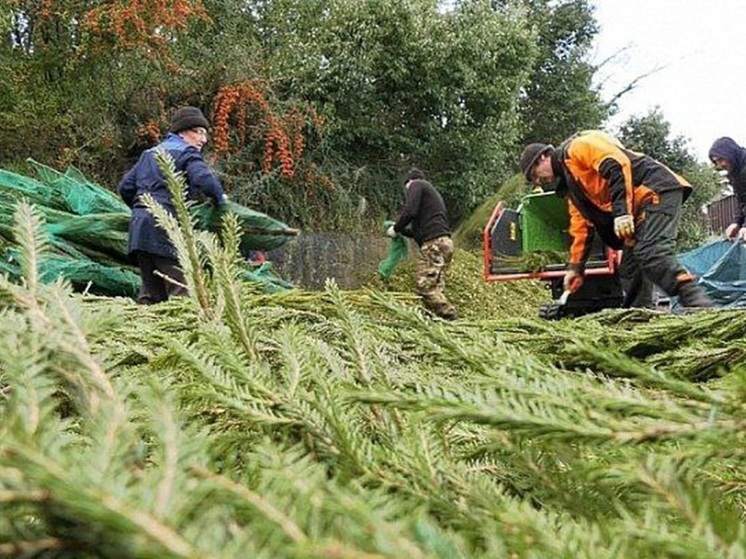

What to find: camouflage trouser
left=416, top=235, right=457, bottom=318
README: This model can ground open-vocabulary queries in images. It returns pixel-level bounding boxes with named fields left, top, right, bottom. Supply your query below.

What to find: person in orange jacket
left=519, top=130, right=712, bottom=309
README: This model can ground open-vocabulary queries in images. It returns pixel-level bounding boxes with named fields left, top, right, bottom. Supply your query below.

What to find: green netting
left=1, top=248, right=141, bottom=297
left=0, top=169, right=64, bottom=209
left=27, top=159, right=129, bottom=215
left=192, top=200, right=298, bottom=251
left=0, top=163, right=296, bottom=297
left=46, top=213, right=131, bottom=259
left=239, top=262, right=295, bottom=294
left=378, top=220, right=409, bottom=279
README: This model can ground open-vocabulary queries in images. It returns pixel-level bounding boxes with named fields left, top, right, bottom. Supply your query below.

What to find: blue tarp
left=678, top=240, right=746, bottom=307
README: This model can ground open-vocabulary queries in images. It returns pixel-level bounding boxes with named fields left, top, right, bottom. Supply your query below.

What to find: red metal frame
left=482, top=201, right=620, bottom=282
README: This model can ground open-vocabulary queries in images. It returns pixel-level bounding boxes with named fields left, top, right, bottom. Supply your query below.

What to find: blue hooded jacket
left=118, top=133, right=226, bottom=259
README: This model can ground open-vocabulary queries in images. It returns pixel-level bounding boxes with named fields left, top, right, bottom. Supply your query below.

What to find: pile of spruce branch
left=369, top=248, right=548, bottom=320
left=0, top=153, right=744, bottom=559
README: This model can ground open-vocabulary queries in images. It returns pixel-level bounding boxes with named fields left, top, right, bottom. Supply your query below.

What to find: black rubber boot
left=438, top=308, right=459, bottom=321
left=677, top=281, right=713, bottom=308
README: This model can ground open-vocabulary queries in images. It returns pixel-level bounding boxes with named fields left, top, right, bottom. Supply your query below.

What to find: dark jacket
left=118, top=133, right=226, bottom=259
left=554, top=130, right=690, bottom=269
left=393, top=179, right=450, bottom=246
left=708, top=137, right=746, bottom=226
left=730, top=166, right=746, bottom=227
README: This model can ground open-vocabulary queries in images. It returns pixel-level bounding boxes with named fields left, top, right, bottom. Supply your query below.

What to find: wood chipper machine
left=483, top=191, right=624, bottom=319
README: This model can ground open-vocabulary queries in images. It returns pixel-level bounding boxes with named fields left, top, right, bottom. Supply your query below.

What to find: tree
left=0, top=0, right=211, bottom=178
left=250, top=0, right=538, bottom=222
left=516, top=0, right=610, bottom=146
left=616, top=108, right=697, bottom=172
left=0, top=0, right=617, bottom=231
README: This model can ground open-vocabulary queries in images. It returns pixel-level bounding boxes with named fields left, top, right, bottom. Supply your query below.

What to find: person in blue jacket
left=118, top=106, right=228, bottom=304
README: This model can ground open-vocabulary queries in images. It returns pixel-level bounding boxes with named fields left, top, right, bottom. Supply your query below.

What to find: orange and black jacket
left=555, top=130, right=692, bottom=271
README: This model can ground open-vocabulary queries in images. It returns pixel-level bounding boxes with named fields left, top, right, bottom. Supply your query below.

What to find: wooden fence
left=705, top=194, right=738, bottom=233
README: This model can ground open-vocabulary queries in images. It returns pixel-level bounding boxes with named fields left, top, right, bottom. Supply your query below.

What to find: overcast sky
left=590, top=0, right=746, bottom=162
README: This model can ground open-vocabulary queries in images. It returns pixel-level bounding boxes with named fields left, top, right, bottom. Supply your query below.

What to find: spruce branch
left=202, top=213, right=258, bottom=359
left=145, top=149, right=212, bottom=318
left=2, top=202, right=119, bottom=418
left=631, top=457, right=744, bottom=557
left=159, top=336, right=277, bottom=407
left=0, top=537, right=78, bottom=557
left=566, top=343, right=726, bottom=406
left=0, top=488, right=50, bottom=504
left=319, top=283, right=382, bottom=385
left=191, top=465, right=308, bottom=544
left=2, top=441, right=216, bottom=559
left=12, top=200, right=47, bottom=294
left=137, top=384, right=180, bottom=520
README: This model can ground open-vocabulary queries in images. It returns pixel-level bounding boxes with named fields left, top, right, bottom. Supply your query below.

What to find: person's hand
left=386, top=225, right=397, bottom=238
left=725, top=222, right=740, bottom=239
left=738, top=227, right=746, bottom=242
left=613, top=214, right=635, bottom=239
left=563, top=269, right=584, bottom=293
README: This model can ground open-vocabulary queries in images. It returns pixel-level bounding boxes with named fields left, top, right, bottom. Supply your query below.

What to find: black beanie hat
left=169, top=106, right=210, bottom=134
left=519, top=143, right=552, bottom=181
left=406, top=168, right=425, bottom=182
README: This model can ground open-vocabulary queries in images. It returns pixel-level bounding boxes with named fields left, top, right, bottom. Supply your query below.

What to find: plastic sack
left=377, top=220, right=408, bottom=279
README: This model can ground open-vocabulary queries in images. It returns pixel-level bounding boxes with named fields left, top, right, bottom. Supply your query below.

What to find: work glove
left=563, top=269, right=584, bottom=293
left=726, top=222, right=740, bottom=239
left=613, top=214, right=635, bottom=240
left=738, top=227, right=746, bottom=242
left=386, top=225, right=397, bottom=238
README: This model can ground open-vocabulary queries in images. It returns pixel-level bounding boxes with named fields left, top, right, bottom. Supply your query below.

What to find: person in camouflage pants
left=387, top=169, right=458, bottom=320
left=416, top=235, right=456, bottom=318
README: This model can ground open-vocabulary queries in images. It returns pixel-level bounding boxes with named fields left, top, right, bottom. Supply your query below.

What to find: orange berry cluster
left=82, top=0, right=208, bottom=54
left=212, top=81, right=313, bottom=180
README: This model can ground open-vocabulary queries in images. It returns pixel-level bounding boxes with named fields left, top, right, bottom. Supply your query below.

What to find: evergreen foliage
left=517, top=0, right=611, bottom=146
left=0, top=0, right=608, bottom=230
left=453, top=174, right=531, bottom=250
left=0, top=191, right=744, bottom=558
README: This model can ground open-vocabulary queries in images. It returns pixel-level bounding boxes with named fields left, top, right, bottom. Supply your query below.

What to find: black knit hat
left=406, top=168, right=425, bottom=182
left=519, top=143, right=552, bottom=182
left=169, top=106, right=210, bottom=134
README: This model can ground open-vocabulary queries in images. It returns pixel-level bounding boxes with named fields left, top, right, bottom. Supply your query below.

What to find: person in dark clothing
left=708, top=137, right=746, bottom=241
left=387, top=168, right=458, bottom=319
left=118, top=106, right=228, bottom=304
left=519, top=130, right=712, bottom=309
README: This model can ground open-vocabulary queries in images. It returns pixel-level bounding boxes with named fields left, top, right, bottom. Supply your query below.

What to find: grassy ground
left=366, top=247, right=548, bottom=320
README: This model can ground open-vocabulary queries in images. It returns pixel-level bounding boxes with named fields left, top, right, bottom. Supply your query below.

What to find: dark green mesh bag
left=0, top=162, right=297, bottom=297
left=1, top=248, right=140, bottom=297
left=28, top=159, right=129, bottom=215
left=378, top=220, right=409, bottom=279
left=191, top=200, right=299, bottom=251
